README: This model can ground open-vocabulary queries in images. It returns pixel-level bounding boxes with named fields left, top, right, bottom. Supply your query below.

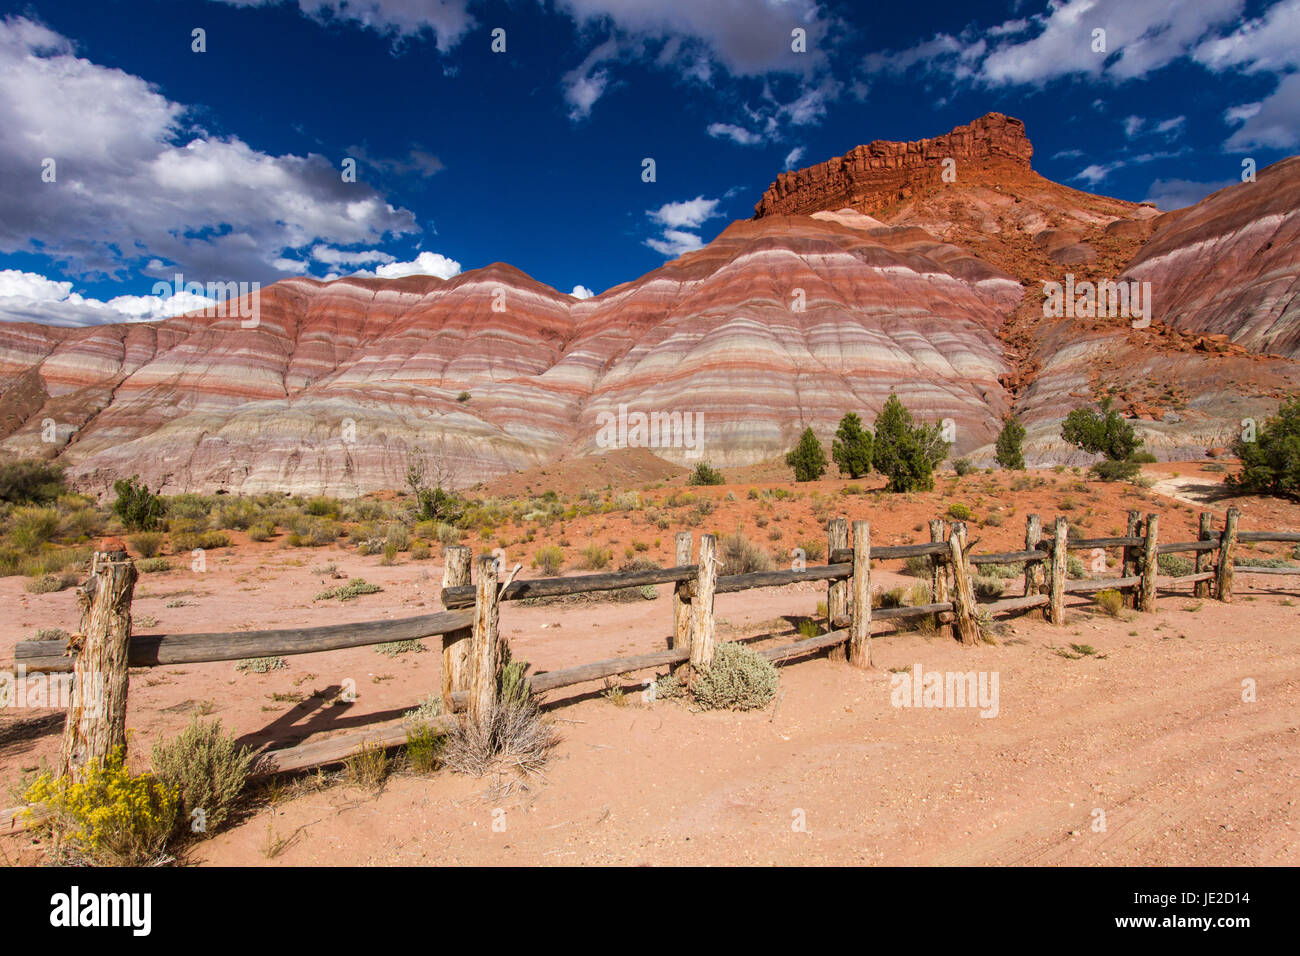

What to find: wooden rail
left=8, top=502, right=1297, bottom=823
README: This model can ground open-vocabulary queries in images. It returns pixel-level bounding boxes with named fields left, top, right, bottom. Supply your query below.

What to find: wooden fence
left=6, top=505, right=1300, bottom=828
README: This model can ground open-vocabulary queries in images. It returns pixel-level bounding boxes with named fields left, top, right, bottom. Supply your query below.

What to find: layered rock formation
left=0, top=212, right=1020, bottom=494
left=4, top=113, right=1300, bottom=492
left=755, top=113, right=1034, bottom=218
left=1120, top=157, right=1300, bottom=358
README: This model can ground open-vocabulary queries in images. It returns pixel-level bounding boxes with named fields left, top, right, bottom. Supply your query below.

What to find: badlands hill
left=1, top=114, right=1298, bottom=495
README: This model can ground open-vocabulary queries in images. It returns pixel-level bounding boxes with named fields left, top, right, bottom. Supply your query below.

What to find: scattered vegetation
left=1061, top=400, right=1151, bottom=483
left=236, top=657, right=287, bottom=674
left=314, top=579, right=383, bottom=601
left=687, top=462, right=725, bottom=486
left=111, top=476, right=166, bottom=531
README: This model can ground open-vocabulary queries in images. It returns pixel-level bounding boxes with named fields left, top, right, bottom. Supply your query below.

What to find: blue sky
left=0, top=0, right=1297, bottom=324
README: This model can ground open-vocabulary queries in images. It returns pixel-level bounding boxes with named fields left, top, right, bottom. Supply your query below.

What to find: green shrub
left=1090, top=458, right=1142, bottom=482
left=128, top=532, right=165, bottom=558
left=1067, top=555, right=1087, bottom=579
left=314, top=578, right=383, bottom=601
left=0, top=459, right=67, bottom=504
left=1062, top=400, right=1142, bottom=461
left=687, top=462, right=725, bottom=486
left=24, top=749, right=178, bottom=866
left=953, top=457, right=974, bottom=476
left=973, top=577, right=1004, bottom=600
left=946, top=502, right=973, bottom=521
left=137, top=557, right=172, bottom=573
left=1157, top=553, right=1195, bottom=576
left=235, top=657, right=287, bottom=673
left=24, top=571, right=76, bottom=594
left=533, top=545, right=564, bottom=575
left=151, top=716, right=253, bottom=838
left=1228, top=395, right=1300, bottom=499
left=579, top=544, right=612, bottom=570
left=902, top=555, right=932, bottom=577
left=405, top=723, right=444, bottom=774
left=872, top=393, right=950, bottom=492
left=831, top=412, right=873, bottom=478
left=374, top=639, right=427, bottom=657
left=8, top=505, right=60, bottom=552
left=112, top=476, right=165, bottom=531
left=995, top=415, right=1026, bottom=470
left=691, top=642, right=779, bottom=711
left=785, top=427, right=828, bottom=482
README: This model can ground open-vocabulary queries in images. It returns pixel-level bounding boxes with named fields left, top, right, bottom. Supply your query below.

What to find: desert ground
left=2, top=461, right=1298, bottom=866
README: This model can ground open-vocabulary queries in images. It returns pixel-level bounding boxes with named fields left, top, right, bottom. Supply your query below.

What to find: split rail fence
left=6, top=505, right=1299, bottom=832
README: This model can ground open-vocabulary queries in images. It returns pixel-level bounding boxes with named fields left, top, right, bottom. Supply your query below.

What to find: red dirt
left=2, top=464, right=1298, bottom=866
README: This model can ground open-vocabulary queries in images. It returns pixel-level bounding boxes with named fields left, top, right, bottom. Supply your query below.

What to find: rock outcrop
left=754, top=113, right=1033, bottom=219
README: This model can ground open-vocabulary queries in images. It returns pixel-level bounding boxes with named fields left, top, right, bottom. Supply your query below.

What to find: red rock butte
left=754, top=113, right=1034, bottom=218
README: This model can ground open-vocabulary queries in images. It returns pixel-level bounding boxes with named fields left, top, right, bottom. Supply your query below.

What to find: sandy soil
left=2, top=464, right=1298, bottom=866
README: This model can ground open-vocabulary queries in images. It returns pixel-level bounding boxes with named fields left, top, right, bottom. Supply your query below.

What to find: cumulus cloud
left=783, top=146, right=805, bottom=169
left=644, top=196, right=722, bottom=258
left=561, top=38, right=621, bottom=120
left=0, top=268, right=215, bottom=327
left=1073, top=162, right=1125, bottom=185
left=370, top=251, right=462, bottom=279
left=571, top=284, right=595, bottom=299
left=311, top=245, right=396, bottom=267
left=0, top=16, right=418, bottom=287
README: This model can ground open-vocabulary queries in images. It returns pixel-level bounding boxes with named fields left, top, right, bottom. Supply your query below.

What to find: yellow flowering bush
left=24, top=748, right=179, bottom=866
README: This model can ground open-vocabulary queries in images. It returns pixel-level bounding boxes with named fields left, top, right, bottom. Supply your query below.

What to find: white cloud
left=0, top=268, right=214, bottom=326
left=211, top=0, right=475, bottom=52
left=561, top=38, right=620, bottom=120
left=707, top=122, right=763, bottom=145
left=371, top=251, right=462, bottom=279
left=644, top=195, right=723, bottom=258
left=571, top=284, right=595, bottom=299
left=1224, top=72, right=1300, bottom=149
left=645, top=229, right=706, bottom=257
left=1123, top=116, right=1145, bottom=139
left=0, top=16, right=418, bottom=287
left=1144, top=177, right=1236, bottom=210
left=648, top=196, right=721, bottom=229
left=311, top=245, right=396, bottom=267
left=783, top=146, right=805, bottom=169
left=1073, top=162, right=1125, bottom=185
left=1193, top=0, right=1300, bottom=74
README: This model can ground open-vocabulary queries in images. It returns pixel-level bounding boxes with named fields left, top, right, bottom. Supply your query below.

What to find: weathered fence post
left=672, top=531, right=693, bottom=650
left=440, top=545, right=472, bottom=712
left=58, top=540, right=137, bottom=781
left=467, top=555, right=502, bottom=724
left=1047, top=517, right=1067, bottom=625
left=827, top=517, right=848, bottom=630
left=848, top=520, right=871, bottom=668
left=1024, top=513, right=1042, bottom=600
left=688, top=534, right=718, bottom=681
left=1137, top=513, right=1160, bottom=612
left=1121, top=510, right=1140, bottom=608
left=947, top=522, right=980, bottom=645
left=929, top=519, right=951, bottom=638
left=1215, top=507, right=1239, bottom=602
left=1194, top=513, right=1214, bottom=599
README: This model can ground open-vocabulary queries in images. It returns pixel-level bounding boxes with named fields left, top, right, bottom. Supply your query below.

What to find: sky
left=0, top=0, right=1297, bottom=325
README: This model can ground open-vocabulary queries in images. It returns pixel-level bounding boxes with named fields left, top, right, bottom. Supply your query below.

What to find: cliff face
left=754, top=113, right=1034, bottom=218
